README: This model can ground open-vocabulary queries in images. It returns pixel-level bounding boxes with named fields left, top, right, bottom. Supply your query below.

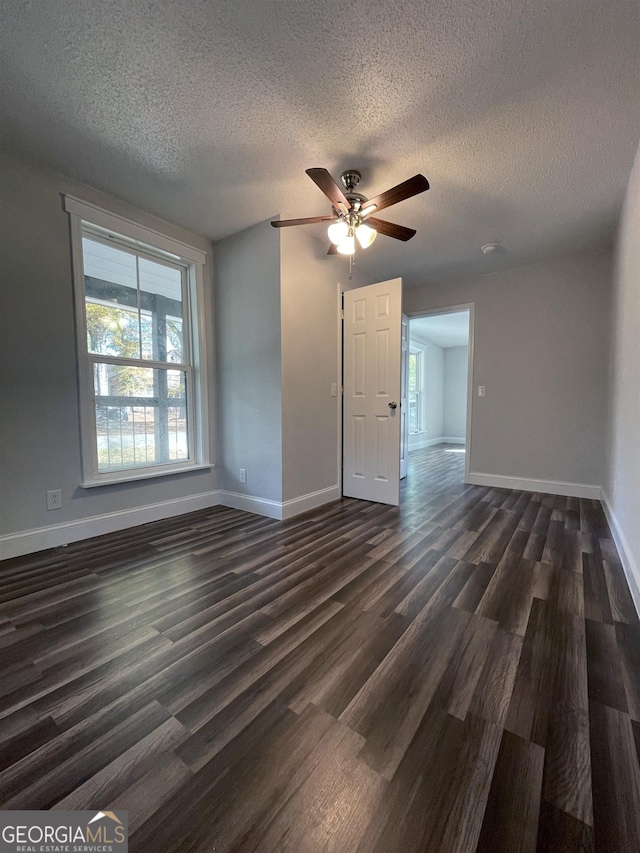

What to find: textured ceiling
left=1, top=0, right=639, bottom=286
left=410, top=311, right=470, bottom=348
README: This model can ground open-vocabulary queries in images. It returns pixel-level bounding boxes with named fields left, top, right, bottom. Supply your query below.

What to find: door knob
left=388, top=401, right=397, bottom=410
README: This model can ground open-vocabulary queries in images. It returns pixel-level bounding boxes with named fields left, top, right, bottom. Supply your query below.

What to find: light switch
left=478, top=386, right=486, bottom=397
left=331, top=383, right=337, bottom=397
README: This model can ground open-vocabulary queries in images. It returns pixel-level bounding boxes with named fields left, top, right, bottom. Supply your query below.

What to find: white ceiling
left=1, top=1, right=638, bottom=287
left=410, top=311, right=470, bottom=348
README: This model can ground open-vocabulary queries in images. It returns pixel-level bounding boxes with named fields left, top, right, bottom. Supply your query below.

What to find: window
left=65, top=197, right=210, bottom=486
left=408, top=347, right=423, bottom=434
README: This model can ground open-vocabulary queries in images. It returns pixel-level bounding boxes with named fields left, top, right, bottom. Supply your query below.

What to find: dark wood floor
left=1, top=445, right=639, bottom=852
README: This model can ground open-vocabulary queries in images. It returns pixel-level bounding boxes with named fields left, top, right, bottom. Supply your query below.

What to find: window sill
left=80, top=463, right=214, bottom=488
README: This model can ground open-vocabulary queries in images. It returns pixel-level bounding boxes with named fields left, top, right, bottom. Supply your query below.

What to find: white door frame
left=336, top=284, right=344, bottom=496
left=405, top=302, right=476, bottom=484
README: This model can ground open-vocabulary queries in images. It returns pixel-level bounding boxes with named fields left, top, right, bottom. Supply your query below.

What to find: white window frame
left=65, top=195, right=212, bottom=487
left=408, top=345, right=424, bottom=435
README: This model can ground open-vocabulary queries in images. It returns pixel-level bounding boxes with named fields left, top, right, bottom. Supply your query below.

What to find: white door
left=400, top=314, right=409, bottom=479
left=343, top=278, right=402, bottom=505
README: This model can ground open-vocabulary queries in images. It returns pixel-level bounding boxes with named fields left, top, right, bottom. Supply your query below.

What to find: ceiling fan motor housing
left=341, top=170, right=362, bottom=193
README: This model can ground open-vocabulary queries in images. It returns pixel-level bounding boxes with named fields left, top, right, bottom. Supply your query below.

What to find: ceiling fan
left=271, top=168, right=429, bottom=256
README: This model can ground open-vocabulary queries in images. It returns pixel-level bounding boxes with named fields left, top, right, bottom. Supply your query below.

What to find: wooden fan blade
left=327, top=243, right=338, bottom=255
left=364, top=174, right=429, bottom=214
left=271, top=216, right=335, bottom=228
left=367, top=217, right=416, bottom=241
left=306, top=168, right=351, bottom=211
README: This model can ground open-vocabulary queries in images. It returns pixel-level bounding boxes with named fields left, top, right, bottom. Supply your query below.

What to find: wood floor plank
left=452, top=561, right=497, bottom=613
left=543, top=611, right=593, bottom=826
left=549, top=568, right=585, bottom=617
left=231, top=711, right=386, bottom=853
left=585, top=619, right=629, bottom=713
left=107, top=752, right=193, bottom=835
left=386, top=552, right=458, bottom=618
left=470, top=627, right=524, bottom=727
left=286, top=612, right=407, bottom=718
left=431, top=613, right=498, bottom=720
left=505, top=598, right=559, bottom=746
left=582, top=551, right=613, bottom=624
left=0, top=701, right=173, bottom=809
left=131, top=702, right=332, bottom=851
left=476, top=730, right=545, bottom=853
left=477, top=556, right=541, bottom=636
left=0, top=444, right=637, bottom=852
left=614, top=621, right=640, bottom=721
left=603, top=557, right=639, bottom=624
left=589, top=700, right=640, bottom=851
left=536, top=801, right=595, bottom=852
left=341, top=605, right=471, bottom=780
left=357, top=709, right=503, bottom=853
left=52, top=714, right=188, bottom=810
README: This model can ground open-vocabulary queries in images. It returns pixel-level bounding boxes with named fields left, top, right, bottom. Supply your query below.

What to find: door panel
left=343, top=278, right=402, bottom=505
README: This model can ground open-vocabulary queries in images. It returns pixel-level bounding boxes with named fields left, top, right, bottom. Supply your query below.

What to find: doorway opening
left=404, top=305, right=474, bottom=486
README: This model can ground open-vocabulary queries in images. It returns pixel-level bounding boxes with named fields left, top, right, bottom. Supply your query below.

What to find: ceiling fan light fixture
left=327, top=219, right=349, bottom=245
left=336, top=233, right=356, bottom=255
left=276, top=167, right=430, bottom=258
left=355, top=222, right=377, bottom=248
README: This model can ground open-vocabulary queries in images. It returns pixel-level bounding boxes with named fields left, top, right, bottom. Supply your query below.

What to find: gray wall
left=404, top=251, right=612, bottom=487
left=0, top=153, right=217, bottom=539
left=443, top=346, right=468, bottom=439
left=423, top=341, right=445, bottom=442
left=280, top=228, right=341, bottom=502
left=214, top=220, right=283, bottom=502
left=605, top=141, right=640, bottom=604
left=215, top=222, right=367, bottom=506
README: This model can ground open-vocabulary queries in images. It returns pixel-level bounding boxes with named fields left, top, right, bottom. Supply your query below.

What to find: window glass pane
left=84, top=238, right=141, bottom=358
left=409, top=397, right=419, bottom=433
left=83, top=237, right=185, bottom=364
left=166, top=315, right=184, bottom=364
left=408, top=351, right=420, bottom=433
left=85, top=301, right=140, bottom=358
left=408, top=353, right=418, bottom=393
left=83, top=237, right=137, bottom=291
left=138, top=257, right=184, bottom=362
left=94, top=364, right=189, bottom=471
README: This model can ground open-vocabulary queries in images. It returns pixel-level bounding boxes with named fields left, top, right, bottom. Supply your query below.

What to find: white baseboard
left=218, top=484, right=340, bottom=521
left=466, top=472, right=601, bottom=499
left=217, top=490, right=283, bottom=519
left=0, top=490, right=222, bottom=560
left=0, top=484, right=343, bottom=561
left=600, top=491, right=640, bottom=619
left=409, top=436, right=466, bottom=450
left=281, top=485, right=341, bottom=519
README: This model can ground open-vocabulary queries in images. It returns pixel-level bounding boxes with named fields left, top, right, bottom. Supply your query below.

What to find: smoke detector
left=481, top=243, right=500, bottom=254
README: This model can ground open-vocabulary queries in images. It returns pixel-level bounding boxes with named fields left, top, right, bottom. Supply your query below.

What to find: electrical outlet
left=478, top=386, right=486, bottom=397
left=47, top=489, right=62, bottom=510
left=330, top=382, right=337, bottom=397
left=239, top=468, right=247, bottom=484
